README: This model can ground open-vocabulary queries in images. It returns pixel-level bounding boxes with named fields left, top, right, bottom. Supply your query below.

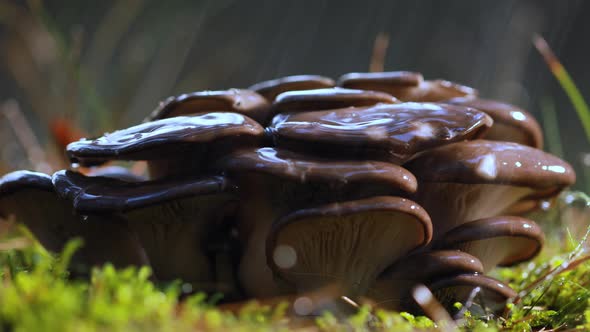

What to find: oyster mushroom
left=145, top=89, right=270, bottom=124
left=268, top=103, right=492, bottom=164
left=52, top=170, right=238, bottom=286
left=248, top=75, right=335, bottom=101
left=434, top=216, right=544, bottom=272
left=266, top=196, right=433, bottom=299
left=0, top=170, right=148, bottom=268
left=271, top=87, right=397, bottom=115
left=338, top=71, right=477, bottom=101
left=426, top=273, right=516, bottom=313
left=214, top=147, right=417, bottom=297
left=369, top=250, right=484, bottom=310
left=404, top=140, right=575, bottom=238
left=67, top=113, right=265, bottom=178
left=445, top=97, right=543, bottom=148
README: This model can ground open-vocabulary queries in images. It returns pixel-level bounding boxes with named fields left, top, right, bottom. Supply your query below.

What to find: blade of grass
left=533, top=34, right=590, bottom=143
left=540, top=97, right=564, bottom=158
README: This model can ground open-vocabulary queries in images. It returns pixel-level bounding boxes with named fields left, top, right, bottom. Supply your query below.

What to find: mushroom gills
left=414, top=182, right=532, bottom=238
left=123, top=193, right=236, bottom=284
left=453, top=236, right=540, bottom=272
left=368, top=250, right=484, bottom=311
left=268, top=197, right=431, bottom=298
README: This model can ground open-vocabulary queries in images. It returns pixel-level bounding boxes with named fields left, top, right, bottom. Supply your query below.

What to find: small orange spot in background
left=49, top=118, right=85, bottom=150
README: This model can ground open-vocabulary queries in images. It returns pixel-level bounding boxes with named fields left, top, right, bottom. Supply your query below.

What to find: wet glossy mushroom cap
left=53, top=170, right=238, bottom=285
left=369, top=250, right=484, bottom=310
left=215, top=147, right=417, bottom=194
left=0, top=171, right=62, bottom=251
left=145, top=89, right=270, bottom=124
left=434, top=216, right=544, bottom=272
left=67, top=113, right=264, bottom=178
left=0, top=170, right=148, bottom=268
left=266, top=196, right=433, bottom=298
left=248, top=75, right=335, bottom=101
left=52, top=170, right=236, bottom=214
left=268, top=103, right=492, bottom=164
left=338, top=71, right=477, bottom=102
left=445, top=97, right=543, bottom=148
left=214, top=147, right=418, bottom=297
left=427, top=273, right=516, bottom=313
left=271, top=88, right=397, bottom=114
left=404, top=139, right=576, bottom=237
left=68, top=113, right=264, bottom=166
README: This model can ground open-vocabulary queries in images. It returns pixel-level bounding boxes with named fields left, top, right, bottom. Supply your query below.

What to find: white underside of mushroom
left=456, top=236, right=539, bottom=272
left=273, top=211, right=425, bottom=298
left=415, top=183, right=532, bottom=239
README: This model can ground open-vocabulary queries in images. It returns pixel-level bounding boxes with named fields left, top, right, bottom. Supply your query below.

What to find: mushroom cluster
left=0, top=71, right=576, bottom=314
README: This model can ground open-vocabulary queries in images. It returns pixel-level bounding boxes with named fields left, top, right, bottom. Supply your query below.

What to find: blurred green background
left=0, top=0, right=588, bottom=187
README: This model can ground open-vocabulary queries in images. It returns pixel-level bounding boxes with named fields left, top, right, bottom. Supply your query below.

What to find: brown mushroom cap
left=266, top=196, right=433, bottom=298
left=67, top=113, right=264, bottom=179
left=338, top=71, right=477, bottom=102
left=52, top=170, right=237, bottom=284
left=215, top=147, right=417, bottom=193
left=268, top=103, right=492, bottom=164
left=434, top=216, right=544, bottom=272
left=404, top=139, right=575, bottom=238
left=271, top=88, right=398, bottom=114
left=249, top=75, right=335, bottom=101
left=214, top=147, right=418, bottom=298
left=368, top=250, right=484, bottom=310
left=68, top=113, right=264, bottom=165
left=0, top=171, right=63, bottom=250
left=145, top=89, right=270, bottom=124
left=445, top=97, right=543, bottom=148
left=0, top=170, right=148, bottom=268
left=427, top=273, right=516, bottom=313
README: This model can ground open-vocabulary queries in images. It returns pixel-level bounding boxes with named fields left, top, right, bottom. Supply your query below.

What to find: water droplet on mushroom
left=293, top=296, right=314, bottom=315
left=273, top=244, right=297, bottom=269
left=71, top=163, right=80, bottom=169
left=81, top=215, right=89, bottom=221
left=541, top=201, right=551, bottom=211
left=181, top=283, right=193, bottom=294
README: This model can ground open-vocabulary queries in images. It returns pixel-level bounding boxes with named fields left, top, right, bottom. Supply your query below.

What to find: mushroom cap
left=338, top=71, right=476, bottom=101
left=445, top=97, right=543, bottom=148
left=214, top=147, right=417, bottom=193
left=145, top=89, right=270, bottom=124
left=338, top=71, right=424, bottom=90
left=0, top=170, right=67, bottom=250
left=404, top=140, right=575, bottom=238
left=0, top=171, right=149, bottom=268
left=405, top=140, right=575, bottom=192
left=215, top=147, right=417, bottom=298
left=268, top=103, right=492, bottom=164
left=52, top=170, right=236, bottom=214
left=271, top=87, right=398, bottom=114
left=53, top=170, right=238, bottom=284
left=266, top=196, right=432, bottom=297
left=427, top=273, right=516, bottom=312
left=67, top=113, right=264, bottom=166
left=0, top=170, right=53, bottom=196
left=249, top=75, right=335, bottom=101
left=434, top=216, right=544, bottom=271
left=381, top=250, right=485, bottom=282
left=369, top=250, right=484, bottom=310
